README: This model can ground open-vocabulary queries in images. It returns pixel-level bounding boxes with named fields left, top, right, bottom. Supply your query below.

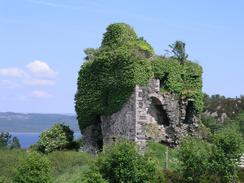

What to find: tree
left=14, top=152, right=52, bottom=183
left=0, top=132, right=12, bottom=149
left=168, top=41, right=188, bottom=64
left=10, top=137, right=21, bottom=149
left=36, top=123, right=74, bottom=153
left=0, top=132, right=21, bottom=150
left=87, top=140, right=163, bottom=183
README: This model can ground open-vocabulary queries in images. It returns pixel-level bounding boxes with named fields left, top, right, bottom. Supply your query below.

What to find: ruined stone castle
left=82, top=79, right=198, bottom=154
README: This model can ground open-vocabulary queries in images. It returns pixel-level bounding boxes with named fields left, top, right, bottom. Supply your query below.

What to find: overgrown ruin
left=75, top=23, right=203, bottom=154
left=82, top=79, right=198, bottom=154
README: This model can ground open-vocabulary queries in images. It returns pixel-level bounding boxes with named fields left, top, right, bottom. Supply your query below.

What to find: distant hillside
left=203, top=94, right=244, bottom=122
left=0, top=112, right=79, bottom=132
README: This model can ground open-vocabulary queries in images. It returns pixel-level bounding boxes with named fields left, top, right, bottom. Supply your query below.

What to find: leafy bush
left=82, top=167, right=108, bottom=183
left=36, top=123, right=75, bottom=153
left=178, top=126, right=243, bottom=183
left=208, top=127, right=243, bottom=183
left=163, top=169, right=183, bottom=183
left=178, top=137, right=210, bottom=183
left=0, top=176, right=13, bottom=183
left=14, top=151, right=52, bottom=183
left=86, top=140, right=163, bottom=183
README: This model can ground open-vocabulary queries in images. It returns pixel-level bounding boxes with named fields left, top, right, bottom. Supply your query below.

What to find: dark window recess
left=94, top=116, right=103, bottom=151
left=184, top=101, right=194, bottom=124
left=149, top=97, right=170, bottom=126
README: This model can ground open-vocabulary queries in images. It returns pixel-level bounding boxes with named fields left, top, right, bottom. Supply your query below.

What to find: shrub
left=163, top=169, right=183, bottom=183
left=14, top=151, right=52, bottom=183
left=37, top=123, right=75, bottom=153
left=0, top=176, right=13, bottom=183
left=82, top=167, right=108, bottom=183
left=178, top=137, right=210, bottom=183
left=92, top=140, right=163, bottom=183
left=208, top=127, right=243, bottom=183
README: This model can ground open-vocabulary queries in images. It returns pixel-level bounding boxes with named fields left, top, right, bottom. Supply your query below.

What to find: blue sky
left=0, top=0, right=244, bottom=113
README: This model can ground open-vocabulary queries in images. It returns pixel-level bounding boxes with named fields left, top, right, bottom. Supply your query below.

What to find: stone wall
left=82, top=79, right=198, bottom=153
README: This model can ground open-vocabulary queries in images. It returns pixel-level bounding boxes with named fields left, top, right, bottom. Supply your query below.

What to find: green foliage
left=101, top=23, right=137, bottom=48
left=0, top=132, right=11, bottom=149
left=201, top=115, right=223, bottom=133
left=0, top=132, right=21, bottom=150
left=208, top=127, right=244, bottom=183
left=178, top=137, right=210, bottom=183
left=87, top=140, right=163, bottom=183
left=0, top=149, right=26, bottom=180
left=75, top=23, right=203, bottom=130
left=0, top=176, right=13, bottom=183
left=237, top=111, right=244, bottom=137
left=9, top=137, right=21, bottom=149
left=75, top=23, right=154, bottom=130
left=152, top=57, right=203, bottom=113
left=178, top=126, right=244, bottom=183
left=82, top=168, right=108, bottom=183
left=163, top=169, right=184, bottom=183
left=146, top=141, right=179, bottom=170
left=238, top=168, right=244, bottom=182
left=53, top=166, right=89, bottom=183
left=14, top=151, right=52, bottom=183
left=36, top=123, right=75, bottom=153
left=47, top=151, right=91, bottom=177
left=168, top=40, right=188, bottom=64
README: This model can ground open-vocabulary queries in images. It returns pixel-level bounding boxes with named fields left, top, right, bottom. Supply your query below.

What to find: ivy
left=152, top=57, right=203, bottom=113
left=75, top=23, right=203, bottom=130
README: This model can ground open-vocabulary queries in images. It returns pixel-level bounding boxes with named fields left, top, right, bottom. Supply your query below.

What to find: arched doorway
left=148, top=97, right=170, bottom=126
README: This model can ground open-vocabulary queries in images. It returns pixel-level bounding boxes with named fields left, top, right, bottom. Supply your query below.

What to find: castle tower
left=82, top=79, right=198, bottom=154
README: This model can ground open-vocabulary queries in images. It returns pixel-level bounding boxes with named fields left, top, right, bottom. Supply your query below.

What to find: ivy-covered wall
left=152, top=57, right=203, bottom=114
left=75, top=23, right=203, bottom=130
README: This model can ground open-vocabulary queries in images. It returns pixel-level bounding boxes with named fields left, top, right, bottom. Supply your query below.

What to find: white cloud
left=27, top=60, right=58, bottom=78
left=31, top=90, right=52, bottom=98
left=23, top=79, right=55, bottom=86
left=0, top=68, right=25, bottom=77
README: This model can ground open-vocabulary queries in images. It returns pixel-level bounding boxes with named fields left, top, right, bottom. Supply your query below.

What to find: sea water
left=10, top=132, right=81, bottom=149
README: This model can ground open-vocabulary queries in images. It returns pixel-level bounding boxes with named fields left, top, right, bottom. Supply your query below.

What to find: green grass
left=146, top=141, right=180, bottom=170
left=53, top=165, right=90, bottom=183
left=47, top=151, right=91, bottom=177
left=0, top=149, right=26, bottom=179
left=0, top=149, right=92, bottom=183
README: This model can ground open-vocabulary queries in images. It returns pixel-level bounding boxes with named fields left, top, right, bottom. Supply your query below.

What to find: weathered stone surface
left=82, top=79, right=198, bottom=152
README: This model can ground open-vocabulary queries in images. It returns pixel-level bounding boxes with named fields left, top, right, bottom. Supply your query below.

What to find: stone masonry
left=82, top=79, right=198, bottom=153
